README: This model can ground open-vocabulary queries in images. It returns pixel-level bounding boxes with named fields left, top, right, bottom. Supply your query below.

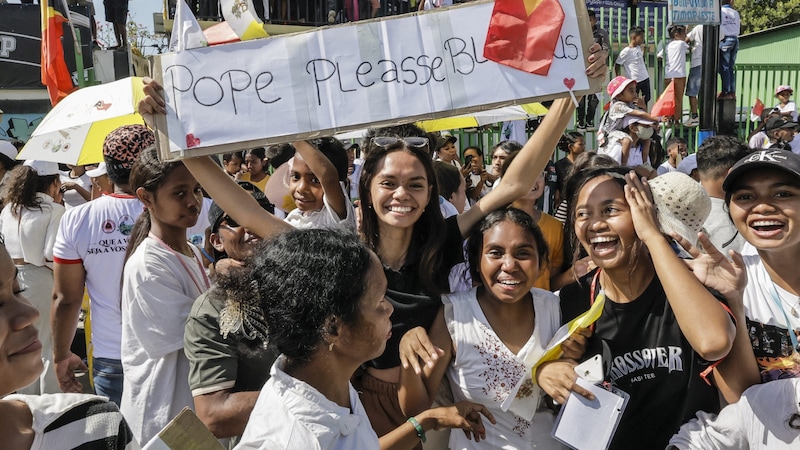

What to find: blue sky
left=92, top=0, right=163, bottom=32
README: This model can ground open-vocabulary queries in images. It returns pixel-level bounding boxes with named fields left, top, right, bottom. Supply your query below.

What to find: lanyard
left=148, top=233, right=211, bottom=295
left=588, top=269, right=605, bottom=332
left=761, top=266, right=800, bottom=351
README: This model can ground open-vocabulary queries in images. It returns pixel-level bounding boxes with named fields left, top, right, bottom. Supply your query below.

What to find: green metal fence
left=735, top=64, right=800, bottom=139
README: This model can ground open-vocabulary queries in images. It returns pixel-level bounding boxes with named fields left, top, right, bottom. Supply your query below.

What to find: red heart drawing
left=186, top=133, right=201, bottom=148
left=563, top=78, right=576, bottom=90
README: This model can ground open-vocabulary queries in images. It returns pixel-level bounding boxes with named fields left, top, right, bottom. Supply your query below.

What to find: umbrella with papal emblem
left=17, top=77, right=146, bottom=165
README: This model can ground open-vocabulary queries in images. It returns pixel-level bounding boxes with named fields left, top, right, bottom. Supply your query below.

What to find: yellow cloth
left=238, top=172, right=270, bottom=193
left=533, top=212, right=565, bottom=291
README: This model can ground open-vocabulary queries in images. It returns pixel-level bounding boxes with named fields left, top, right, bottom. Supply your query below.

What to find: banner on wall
left=667, top=0, right=720, bottom=25
left=152, top=0, right=602, bottom=159
left=0, top=4, right=93, bottom=89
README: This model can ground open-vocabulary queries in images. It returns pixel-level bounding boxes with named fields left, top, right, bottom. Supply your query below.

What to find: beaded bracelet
left=407, top=416, right=426, bottom=443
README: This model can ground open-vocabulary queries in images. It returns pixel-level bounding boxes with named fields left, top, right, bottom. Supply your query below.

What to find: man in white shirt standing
left=718, top=0, right=740, bottom=98
left=50, top=125, right=154, bottom=406
left=685, top=25, right=703, bottom=126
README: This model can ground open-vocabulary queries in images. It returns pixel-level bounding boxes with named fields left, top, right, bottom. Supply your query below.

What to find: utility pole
left=698, top=24, right=719, bottom=145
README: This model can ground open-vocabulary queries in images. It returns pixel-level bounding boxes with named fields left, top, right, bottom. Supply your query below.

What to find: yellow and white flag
left=221, top=0, right=269, bottom=41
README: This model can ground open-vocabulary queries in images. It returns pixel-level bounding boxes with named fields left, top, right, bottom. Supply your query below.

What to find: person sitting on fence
left=775, top=85, right=798, bottom=122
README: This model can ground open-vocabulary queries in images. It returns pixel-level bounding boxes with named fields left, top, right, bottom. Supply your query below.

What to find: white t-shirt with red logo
left=53, top=193, right=143, bottom=360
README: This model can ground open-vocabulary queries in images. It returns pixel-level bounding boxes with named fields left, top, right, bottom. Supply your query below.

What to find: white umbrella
left=17, top=77, right=146, bottom=165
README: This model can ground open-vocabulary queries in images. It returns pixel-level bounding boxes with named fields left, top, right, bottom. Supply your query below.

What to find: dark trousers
left=577, top=94, right=599, bottom=125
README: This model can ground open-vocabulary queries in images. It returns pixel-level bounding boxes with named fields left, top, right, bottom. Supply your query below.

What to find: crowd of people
left=2, top=14, right=800, bottom=450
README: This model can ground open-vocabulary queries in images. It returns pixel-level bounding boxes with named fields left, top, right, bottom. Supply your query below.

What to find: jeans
left=718, top=36, right=739, bottom=93
left=92, top=357, right=124, bottom=407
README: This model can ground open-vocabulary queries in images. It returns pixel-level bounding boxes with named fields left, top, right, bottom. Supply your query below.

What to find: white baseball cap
left=23, top=160, right=60, bottom=176
left=86, top=162, right=108, bottom=178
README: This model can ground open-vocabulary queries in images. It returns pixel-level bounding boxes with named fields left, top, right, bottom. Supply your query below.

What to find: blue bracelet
left=407, top=416, right=426, bottom=443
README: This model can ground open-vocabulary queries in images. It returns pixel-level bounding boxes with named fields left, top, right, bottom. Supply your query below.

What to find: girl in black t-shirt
left=536, top=167, right=737, bottom=450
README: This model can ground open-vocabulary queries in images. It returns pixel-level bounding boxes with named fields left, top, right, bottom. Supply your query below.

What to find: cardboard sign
left=668, top=0, right=721, bottom=25
left=152, top=0, right=601, bottom=159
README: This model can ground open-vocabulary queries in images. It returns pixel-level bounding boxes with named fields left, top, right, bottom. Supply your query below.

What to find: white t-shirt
left=422, top=0, right=453, bottom=9
left=669, top=378, right=800, bottom=450
left=661, top=40, right=689, bottom=79
left=438, top=195, right=459, bottom=218
left=284, top=183, right=356, bottom=231
left=53, top=193, right=142, bottom=360
left=235, top=356, right=379, bottom=450
left=687, top=25, right=703, bottom=67
left=120, top=237, right=209, bottom=444
left=720, top=5, right=741, bottom=37
left=59, top=172, right=92, bottom=209
left=703, top=197, right=745, bottom=254
left=657, top=160, right=677, bottom=176
left=615, top=46, right=649, bottom=82
left=601, top=131, right=648, bottom=167
left=0, top=193, right=65, bottom=267
left=185, top=196, right=212, bottom=247
left=789, top=136, right=800, bottom=155
left=348, top=158, right=364, bottom=201
left=776, top=100, right=798, bottom=122
left=748, top=131, right=771, bottom=149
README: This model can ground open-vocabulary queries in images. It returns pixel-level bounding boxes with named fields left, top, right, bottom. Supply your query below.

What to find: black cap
left=765, top=116, right=799, bottom=132
left=435, top=132, right=457, bottom=151
left=723, top=150, right=800, bottom=192
left=208, top=181, right=274, bottom=232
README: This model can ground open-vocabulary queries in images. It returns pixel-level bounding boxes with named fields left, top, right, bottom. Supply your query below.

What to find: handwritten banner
left=153, top=0, right=600, bottom=158
left=668, top=0, right=720, bottom=25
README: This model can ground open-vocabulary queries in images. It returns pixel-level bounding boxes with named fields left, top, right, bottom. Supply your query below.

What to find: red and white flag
left=751, top=98, right=765, bottom=122
left=483, top=0, right=565, bottom=76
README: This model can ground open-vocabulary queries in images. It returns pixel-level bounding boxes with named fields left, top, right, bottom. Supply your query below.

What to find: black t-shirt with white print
left=560, top=269, right=722, bottom=450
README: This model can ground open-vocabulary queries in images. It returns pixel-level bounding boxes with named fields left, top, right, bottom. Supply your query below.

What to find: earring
left=329, top=342, right=335, bottom=352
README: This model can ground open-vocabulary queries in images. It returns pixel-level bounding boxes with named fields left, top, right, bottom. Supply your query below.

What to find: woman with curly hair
left=231, top=228, right=494, bottom=449
left=0, top=160, right=65, bottom=394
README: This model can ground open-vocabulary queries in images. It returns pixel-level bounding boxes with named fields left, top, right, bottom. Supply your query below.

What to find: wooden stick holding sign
left=150, top=0, right=601, bottom=160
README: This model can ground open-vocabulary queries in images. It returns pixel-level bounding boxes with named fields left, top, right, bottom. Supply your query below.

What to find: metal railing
left=168, top=0, right=423, bottom=26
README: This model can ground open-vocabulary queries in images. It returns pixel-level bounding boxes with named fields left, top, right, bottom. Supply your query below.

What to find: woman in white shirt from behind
left=0, top=160, right=65, bottom=395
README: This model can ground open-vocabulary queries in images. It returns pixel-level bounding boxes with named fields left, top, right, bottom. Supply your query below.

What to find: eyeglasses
left=371, top=136, right=429, bottom=150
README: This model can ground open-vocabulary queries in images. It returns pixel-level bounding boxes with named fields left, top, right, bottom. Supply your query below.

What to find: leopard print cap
left=102, top=125, right=155, bottom=169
